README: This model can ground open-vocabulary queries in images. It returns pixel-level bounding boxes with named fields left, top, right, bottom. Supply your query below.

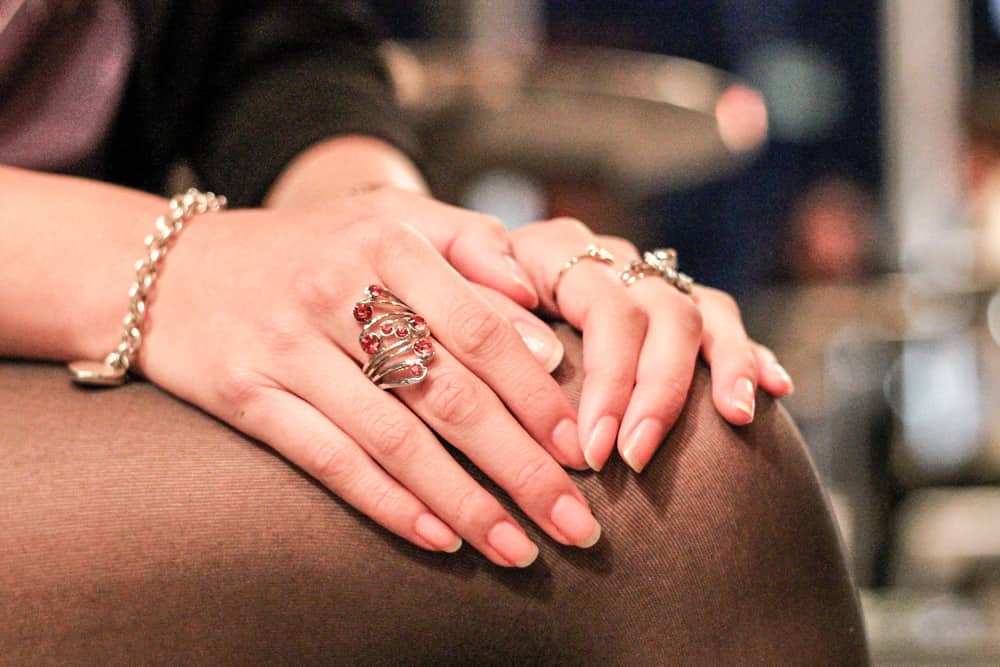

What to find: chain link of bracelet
left=68, top=188, right=227, bottom=386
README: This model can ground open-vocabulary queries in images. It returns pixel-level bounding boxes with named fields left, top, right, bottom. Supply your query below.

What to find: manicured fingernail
left=773, top=361, right=795, bottom=393
left=414, top=513, right=463, bottom=553
left=584, top=415, right=619, bottom=471
left=731, top=377, right=756, bottom=422
left=487, top=521, right=539, bottom=567
left=505, top=255, right=539, bottom=307
left=621, top=418, right=664, bottom=473
left=512, top=320, right=564, bottom=373
left=552, top=418, right=584, bottom=468
left=550, top=494, right=602, bottom=548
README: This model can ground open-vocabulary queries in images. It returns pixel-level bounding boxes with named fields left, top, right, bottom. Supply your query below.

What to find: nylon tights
left=0, top=325, right=868, bottom=665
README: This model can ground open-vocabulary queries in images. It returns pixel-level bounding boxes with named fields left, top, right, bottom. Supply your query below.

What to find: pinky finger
left=752, top=343, right=795, bottom=397
left=238, top=386, right=463, bottom=554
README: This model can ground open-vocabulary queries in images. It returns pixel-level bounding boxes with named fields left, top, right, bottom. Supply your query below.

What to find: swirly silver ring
left=619, top=247, right=694, bottom=294
left=353, top=284, right=434, bottom=388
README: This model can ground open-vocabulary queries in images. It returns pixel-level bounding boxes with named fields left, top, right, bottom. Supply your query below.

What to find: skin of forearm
left=0, top=166, right=165, bottom=361
left=264, top=135, right=428, bottom=209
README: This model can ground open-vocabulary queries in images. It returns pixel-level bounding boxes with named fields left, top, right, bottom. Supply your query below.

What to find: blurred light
left=895, top=334, right=981, bottom=472
left=991, top=0, right=1000, bottom=36
left=714, top=84, right=768, bottom=153
left=742, top=40, right=847, bottom=142
left=461, top=169, right=546, bottom=230
left=910, top=596, right=990, bottom=650
left=988, top=290, right=1000, bottom=346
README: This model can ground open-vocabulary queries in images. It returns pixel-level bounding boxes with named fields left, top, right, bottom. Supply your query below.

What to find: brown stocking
left=0, top=325, right=867, bottom=665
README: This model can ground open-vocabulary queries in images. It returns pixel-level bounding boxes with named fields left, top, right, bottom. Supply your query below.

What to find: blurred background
left=373, top=0, right=1000, bottom=663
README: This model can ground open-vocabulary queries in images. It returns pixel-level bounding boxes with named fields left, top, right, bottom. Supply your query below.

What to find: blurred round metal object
left=384, top=43, right=768, bottom=198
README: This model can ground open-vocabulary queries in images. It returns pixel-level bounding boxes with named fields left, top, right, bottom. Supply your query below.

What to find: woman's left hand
left=509, top=219, right=794, bottom=473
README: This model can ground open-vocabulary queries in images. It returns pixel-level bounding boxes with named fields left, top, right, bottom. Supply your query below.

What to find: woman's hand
left=136, top=188, right=599, bottom=567
left=510, top=219, right=794, bottom=473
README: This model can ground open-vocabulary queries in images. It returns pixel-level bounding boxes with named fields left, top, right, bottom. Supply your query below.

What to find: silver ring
left=353, top=285, right=434, bottom=388
left=553, top=244, right=616, bottom=307
left=620, top=247, right=694, bottom=294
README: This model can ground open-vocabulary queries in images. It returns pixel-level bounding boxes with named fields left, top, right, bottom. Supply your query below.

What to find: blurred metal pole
left=882, top=0, right=969, bottom=284
left=883, top=3, right=985, bottom=496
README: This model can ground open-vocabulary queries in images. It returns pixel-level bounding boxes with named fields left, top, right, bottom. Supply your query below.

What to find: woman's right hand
left=135, top=187, right=601, bottom=567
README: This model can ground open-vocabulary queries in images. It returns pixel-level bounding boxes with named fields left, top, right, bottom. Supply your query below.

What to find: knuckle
left=598, top=235, right=638, bottom=258
left=364, top=411, right=419, bottom=461
left=508, top=454, right=553, bottom=499
left=215, top=366, right=264, bottom=415
left=603, top=363, right=638, bottom=389
left=550, top=216, right=591, bottom=237
left=290, top=267, right=344, bottom=316
left=259, top=311, right=309, bottom=356
left=423, top=370, right=480, bottom=427
left=586, top=355, right=635, bottom=389
left=352, top=185, right=400, bottom=221
left=309, top=439, right=358, bottom=489
left=449, top=486, right=490, bottom=528
left=374, top=220, right=432, bottom=270
left=477, top=213, right=507, bottom=238
left=367, top=481, right=404, bottom=519
left=708, top=288, right=741, bottom=316
left=449, top=301, right=507, bottom=358
left=678, top=301, right=703, bottom=338
left=516, top=379, right=556, bottom=418
left=624, top=301, right=648, bottom=329
left=742, top=348, right=760, bottom=380
left=611, top=297, right=644, bottom=322
left=661, top=375, right=691, bottom=413
left=754, top=342, right=777, bottom=363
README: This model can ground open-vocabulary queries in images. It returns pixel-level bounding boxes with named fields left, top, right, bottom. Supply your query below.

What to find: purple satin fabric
left=0, top=0, right=135, bottom=175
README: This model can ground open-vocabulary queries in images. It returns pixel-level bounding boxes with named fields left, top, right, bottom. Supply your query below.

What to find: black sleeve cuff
left=189, top=54, right=419, bottom=208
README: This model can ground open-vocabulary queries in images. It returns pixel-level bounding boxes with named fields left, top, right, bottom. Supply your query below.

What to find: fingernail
left=621, top=418, right=664, bottom=473
left=550, top=494, right=602, bottom=548
left=487, top=521, right=539, bottom=567
left=731, top=377, right=756, bottom=422
left=505, top=255, right=539, bottom=307
left=552, top=418, right=585, bottom=468
left=414, top=513, right=463, bottom=553
left=773, top=361, right=795, bottom=393
left=512, top=320, right=564, bottom=373
left=584, top=415, right=619, bottom=471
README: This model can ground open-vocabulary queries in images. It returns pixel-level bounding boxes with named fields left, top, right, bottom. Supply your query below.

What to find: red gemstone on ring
left=380, top=321, right=395, bottom=335
left=413, top=338, right=433, bottom=357
left=409, top=363, right=425, bottom=377
left=395, top=325, right=409, bottom=338
left=360, top=334, right=380, bottom=354
left=410, top=316, right=427, bottom=331
left=353, top=303, right=373, bottom=322
left=368, top=284, right=384, bottom=297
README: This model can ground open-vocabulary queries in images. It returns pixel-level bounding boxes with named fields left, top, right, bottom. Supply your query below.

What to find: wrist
left=69, top=190, right=227, bottom=386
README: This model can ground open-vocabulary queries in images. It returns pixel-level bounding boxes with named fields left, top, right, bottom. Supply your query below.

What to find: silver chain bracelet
left=68, top=188, right=227, bottom=386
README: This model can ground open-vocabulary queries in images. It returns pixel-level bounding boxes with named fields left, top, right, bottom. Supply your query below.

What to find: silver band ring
left=620, top=247, right=694, bottom=294
left=353, top=285, right=434, bottom=388
left=553, top=244, right=616, bottom=307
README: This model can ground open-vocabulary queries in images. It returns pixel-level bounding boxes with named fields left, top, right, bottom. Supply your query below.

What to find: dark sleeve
left=112, top=0, right=418, bottom=207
